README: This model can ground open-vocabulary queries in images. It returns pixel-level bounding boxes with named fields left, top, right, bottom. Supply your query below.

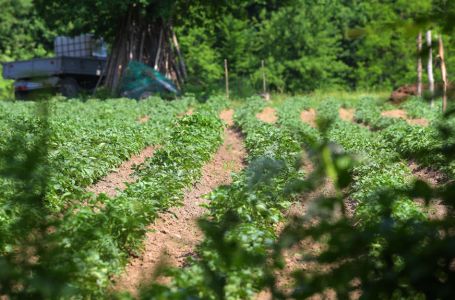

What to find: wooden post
left=170, top=26, right=187, bottom=80
left=262, top=60, right=266, bottom=94
left=439, top=35, right=448, bottom=112
left=154, top=28, right=163, bottom=70
left=261, top=60, right=270, bottom=101
left=426, top=30, right=434, bottom=106
left=224, top=59, right=229, bottom=99
left=138, top=31, right=145, bottom=61
left=417, top=32, right=423, bottom=97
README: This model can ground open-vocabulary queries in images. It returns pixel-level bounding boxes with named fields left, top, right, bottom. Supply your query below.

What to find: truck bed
left=2, top=56, right=106, bottom=80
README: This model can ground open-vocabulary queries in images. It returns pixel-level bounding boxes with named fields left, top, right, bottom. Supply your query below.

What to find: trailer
left=2, top=56, right=106, bottom=99
left=1, top=34, right=107, bottom=99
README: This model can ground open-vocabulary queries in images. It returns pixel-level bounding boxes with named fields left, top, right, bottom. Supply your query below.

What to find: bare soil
left=390, top=83, right=455, bottom=104
left=178, top=108, right=193, bottom=117
left=113, top=109, right=246, bottom=295
left=137, top=115, right=150, bottom=124
left=274, top=179, right=336, bottom=291
left=407, top=118, right=429, bottom=127
left=381, top=109, right=408, bottom=119
left=86, top=146, right=157, bottom=198
left=220, top=108, right=235, bottom=126
left=390, top=84, right=419, bottom=104
left=339, top=108, right=355, bottom=123
left=256, top=107, right=277, bottom=124
left=409, top=162, right=448, bottom=220
left=381, top=109, right=429, bottom=127
left=257, top=154, right=337, bottom=299
left=300, top=109, right=317, bottom=127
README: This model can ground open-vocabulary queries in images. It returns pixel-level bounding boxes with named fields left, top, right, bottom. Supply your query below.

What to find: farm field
left=1, top=94, right=454, bottom=299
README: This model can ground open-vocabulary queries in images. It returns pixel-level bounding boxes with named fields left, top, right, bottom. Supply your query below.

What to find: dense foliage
left=1, top=94, right=454, bottom=299
left=0, top=97, right=224, bottom=297
left=130, top=95, right=454, bottom=299
left=0, top=97, right=192, bottom=210
left=1, top=0, right=454, bottom=97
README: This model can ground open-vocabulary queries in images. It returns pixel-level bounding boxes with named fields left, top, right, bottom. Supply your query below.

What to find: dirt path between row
left=408, top=162, right=448, bottom=220
left=88, top=107, right=194, bottom=198
left=178, top=107, right=194, bottom=117
left=300, top=109, right=317, bottom=127
left=87, top=146, right=157, bottom=198
left=113, top=109, right=247, bottom=295
left=339, top=108, right=355, bottom=123
left=334, top=108, right=446, bottom=220
left=256, top=107, right=277, bottom=123
left=257, top=152, right=337, bottom=300
left=381, top=109, right=429, bottom=127
left=300, top=108, right=355, bottom=127
left=137, top=115, right=150, bottom=124
left=257, top=107, right=441, bottom=299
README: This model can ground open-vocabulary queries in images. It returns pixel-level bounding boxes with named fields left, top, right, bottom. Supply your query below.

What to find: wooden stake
left=138, top=31, right=145, bottom=61
left=262, top=60, right=266, bottom=94
left=417, top=32, right=423, bottom=97
left=224, top=59, right=229, bottom=99
left=426, top=30, right=435, bottom=106
left=154, top=28, right=163, bottom=70
left=439, top=35, right=448, bottom=112
left=170, top=26, right=187, bottom=79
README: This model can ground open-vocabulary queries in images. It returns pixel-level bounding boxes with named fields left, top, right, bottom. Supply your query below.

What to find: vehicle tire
left=60, top=77, right=80, bottom=98
left=14, top=91, right=29, bottom=100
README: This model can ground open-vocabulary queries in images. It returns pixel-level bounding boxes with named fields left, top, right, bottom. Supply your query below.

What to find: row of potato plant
left=0, top=97, right=193, bottom=210
left=0, top=98, right=191, bottom=258
left=0, top=98, right=224, bottom=298
left=353, top=97, right=455, bottom=178
left=137, top=97, right=304, bottom=299
left=271, top=97, right=454, bottom=299
left=276, top=97, right=424, bottom=223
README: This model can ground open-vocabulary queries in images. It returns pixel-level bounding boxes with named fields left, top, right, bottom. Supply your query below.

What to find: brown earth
left=390, top=84, right=419, bottom=104
left=273, top=179, right=336, bottom=295
left=338, top=107, right=373, bottom=130
left=390, top=82, right=455, bottom=104
left=257, top=153, right=337, bottom=300
left=137, top=115, right=150, bottom=124
left=220, top=108, right=235, bottom=126
left=381, top=109, right=429, bottom=127
left=339, top=108, right=355, bottom=123
left=381, top=109, right=408, bottom=119
left=113, top=109, right=246, bottom=295
left=256, top=107, right=277, bottom=124
left=409, top=162, right=448, bottom=220
left=186, top=108, right=194, bottom=116
left=407, top=118, right=429, bottom=127
left=86, top=146, right=157, bottom=198
left=177, top=108, right=194, bottom=118
left=300, top=109, right=317, bottom=128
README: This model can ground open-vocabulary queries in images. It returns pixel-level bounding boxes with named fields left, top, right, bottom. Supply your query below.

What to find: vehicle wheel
left=139, top=91, right=152, bottom=100
left=14, top=91, right=28, bottom=100
left=60, top=78, right=80, bottom=98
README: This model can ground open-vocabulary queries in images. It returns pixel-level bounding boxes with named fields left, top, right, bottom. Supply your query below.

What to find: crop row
left=0, top=98, right=193, bottom=210
left=0, top=98, right=225, bottom=297
left=277, top=97, right=424, bottom=223
left=354, top=97, right=455, bottom=178
left=141, top=97, right=304, bottom=299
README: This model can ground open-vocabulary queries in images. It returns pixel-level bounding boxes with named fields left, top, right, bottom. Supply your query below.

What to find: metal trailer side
left=2, top=56, right=106, bottom=98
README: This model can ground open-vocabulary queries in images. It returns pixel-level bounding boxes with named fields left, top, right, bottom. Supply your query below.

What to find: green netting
left=119, top=60, right=178, bottom=99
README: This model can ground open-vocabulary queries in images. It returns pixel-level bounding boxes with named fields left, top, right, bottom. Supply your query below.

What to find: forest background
left=0, top=0, right=453, bottom=98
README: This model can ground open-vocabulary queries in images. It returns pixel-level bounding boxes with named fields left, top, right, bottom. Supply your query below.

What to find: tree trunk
left=170, top=25, right=187, bottom=79
left=426, top=30, right=434, bottom=106
left=102, top=4, right=186, bottom=95
left=439, top=35, right=448, bottom=112
left=417, top=32, right=423, bottom=97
